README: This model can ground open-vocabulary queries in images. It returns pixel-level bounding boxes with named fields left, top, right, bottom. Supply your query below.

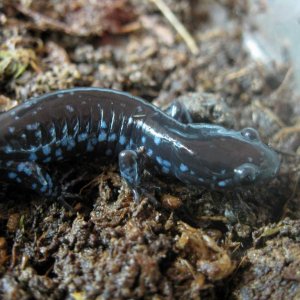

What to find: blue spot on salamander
left=55, top=148, right=63, bottom=157
left=49, top=126, right=56, bottom=138
left=40, top=185, right=47, bottom=193
left=42, top=145, right=51, bottom=156
left=179, top=163, right=188, bottom=172
left=91, top=137, right=98, bottom=145
left=162, top=160, right=171, bottom=168
left=218, top=181, right=227, bottom=187
left=101, top=120, right=107, bottom=129
left=67, top=138, right=76, bottom=151
left=119, top=135, right=126, bottom=145
left=8, top=127, right=15, bottom=134
left=35, top=130, right=42, bottom=139
left=6, top=161, right=13, bottom=167
left=26, top=123, right=39, bottom=130
left=128, top=117, right=133, bottom=124
left=147, top=149, right=153, bottom=157
left=4, top=146, right=13, bottom=154
left=162, top=167, right=170, bottom=174
left=98, top=131, right=107, bottom=142
left=154, top=136, right=161, bottom=145
left=156, top=156, right=163, bottom=165
left=29, top=153, right=38, bottom=161
left=78, top=133, right=88, bottom=142
left=108, top=133, right=116, bottom=142
left=8, top=172, right=17, bottom=179
left=61, top=137, right=68, bottom=147
left=17, top=162, right=32, bottom=176
left=17, top=162, right=25, bottom=172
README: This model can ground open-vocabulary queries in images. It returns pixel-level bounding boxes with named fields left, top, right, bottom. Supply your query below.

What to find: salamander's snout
left=233, top=145, right=281, bottom=186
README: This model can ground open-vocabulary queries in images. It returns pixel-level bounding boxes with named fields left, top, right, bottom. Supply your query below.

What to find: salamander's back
left=0, top=88, right=157, bottom=162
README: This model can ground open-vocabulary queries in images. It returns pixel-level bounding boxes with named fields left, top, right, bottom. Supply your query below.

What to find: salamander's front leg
left=163, top=101, right=193, bottom=124
left=118, top=150, right=141, bottom=201
left=1, top=161, right=55, bottom=196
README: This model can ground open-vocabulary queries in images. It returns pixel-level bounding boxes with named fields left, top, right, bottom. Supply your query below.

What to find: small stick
left=253, top=100, right=286, bottom=128
left=150, top=0, right=199, bottom=55
left=273, top=124, right=300, bottom=142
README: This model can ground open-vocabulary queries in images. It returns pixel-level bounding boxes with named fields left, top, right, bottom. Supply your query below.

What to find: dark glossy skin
left=0, top=88, right=280, bottom=197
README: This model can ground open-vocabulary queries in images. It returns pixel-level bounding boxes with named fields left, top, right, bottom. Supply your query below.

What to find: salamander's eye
left=234, top=163, right=258, bottom=184
left=241, top=128, right=260, bottom=141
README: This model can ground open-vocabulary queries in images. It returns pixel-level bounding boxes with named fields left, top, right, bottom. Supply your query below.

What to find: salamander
left=0, top=88, right=280, bottom=199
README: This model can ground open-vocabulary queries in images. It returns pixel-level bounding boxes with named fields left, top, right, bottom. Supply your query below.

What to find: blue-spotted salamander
left=0, top=88, right=280, bottom=199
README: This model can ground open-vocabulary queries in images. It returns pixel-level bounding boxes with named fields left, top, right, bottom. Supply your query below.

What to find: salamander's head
left=228, top=128, right=280, bottom=187
left=171, top=126, right=280, bottom=189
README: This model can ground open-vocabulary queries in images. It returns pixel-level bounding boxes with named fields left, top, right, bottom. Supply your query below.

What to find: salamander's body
left=0, top=88, right=280, bottom=197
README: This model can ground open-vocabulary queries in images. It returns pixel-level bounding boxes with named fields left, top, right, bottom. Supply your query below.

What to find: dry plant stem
left=225, top=65, right=254, bottom=82
left=149, top=0, right=199, bottom=55
left=270, top=67, right=293, bottom=99
left=253, top=100, right=286, bottom=128
left=273, top=124, right=300, bottom=142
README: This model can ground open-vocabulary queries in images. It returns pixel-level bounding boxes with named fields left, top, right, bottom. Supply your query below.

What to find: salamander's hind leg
left=119, top=150, right=141, bottom=201
left=0, top=161, right=79, bottom=210
left=0, top=161, right=56, bottom=197
left=163, top=100, right=193, bottom=124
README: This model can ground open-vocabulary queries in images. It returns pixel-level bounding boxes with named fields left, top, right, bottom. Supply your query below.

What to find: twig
left=225, top=65, right=253, bottom=82
left=270, top=67, right=293, bottom=98
left=253, top=100, right=286, bottom=128
left=149, top=0, right=199, bottom=55
left=273, top=124, right=300, bottom=142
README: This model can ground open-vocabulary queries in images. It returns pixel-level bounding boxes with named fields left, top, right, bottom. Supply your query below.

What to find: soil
left=0, top=0, right=299, bottom=299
